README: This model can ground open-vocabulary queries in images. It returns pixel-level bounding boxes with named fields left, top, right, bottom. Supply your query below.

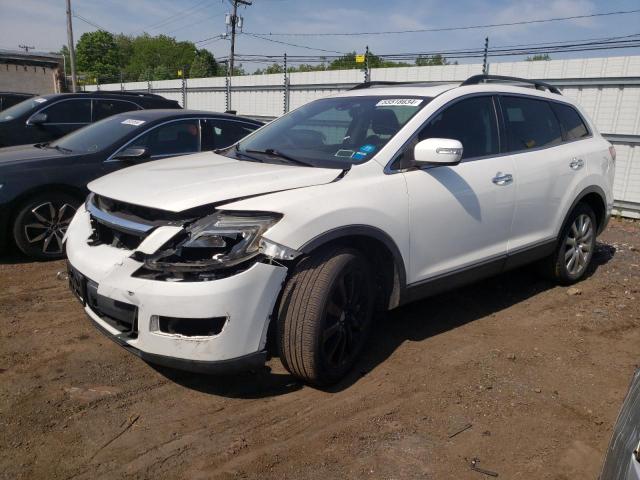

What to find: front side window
left=201, top=119, right=259, bottom=150
left=92, top=99, right=138, bottom=122
left=128, top=120, right=200, bottom=157
left=501, top=96, right=562, bottom=152
left=415, top=95, right=499, bottom=160
left=42, top=99, right=91, bottom=124
left=232, top=96, right=430, bottom=168
left=551, top=102, right=589, bottom=141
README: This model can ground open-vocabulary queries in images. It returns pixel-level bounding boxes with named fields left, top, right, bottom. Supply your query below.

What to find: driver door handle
left=492, top=172, right=513, bottom=186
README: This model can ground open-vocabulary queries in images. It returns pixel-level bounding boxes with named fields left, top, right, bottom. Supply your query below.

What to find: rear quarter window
left=551, top=102, right=590, bottom=141
left=501, top=96, right=562, bottom=152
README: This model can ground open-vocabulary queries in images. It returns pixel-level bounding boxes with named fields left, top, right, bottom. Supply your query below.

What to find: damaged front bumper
left=66, top=205, right=289, bottom=374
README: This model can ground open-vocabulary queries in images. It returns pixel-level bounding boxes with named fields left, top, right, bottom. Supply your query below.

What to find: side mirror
left=113, top=147, right=149, bottom=161
left=413, top=138, right=463, bottom=166
left=28, top=112, right=48, bottom=125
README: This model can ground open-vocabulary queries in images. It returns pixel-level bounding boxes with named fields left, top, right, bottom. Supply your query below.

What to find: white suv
left=65, top=75, right=616, bottom=386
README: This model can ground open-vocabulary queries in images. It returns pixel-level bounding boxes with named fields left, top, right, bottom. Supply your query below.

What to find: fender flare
left=560, top=185, right=608, bottom=236
left=299, top=224, right=408, bottom=293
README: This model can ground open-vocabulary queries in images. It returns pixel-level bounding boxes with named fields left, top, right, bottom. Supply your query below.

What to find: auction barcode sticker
left=121, top=119, right=146, bottom=126
left=376, top=99, right=423, bottom=107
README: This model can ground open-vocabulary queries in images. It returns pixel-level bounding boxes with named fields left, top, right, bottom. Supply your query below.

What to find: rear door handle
left=492, top=172, right=513, bottom=186
left=569, top=158, right=584, bottom=170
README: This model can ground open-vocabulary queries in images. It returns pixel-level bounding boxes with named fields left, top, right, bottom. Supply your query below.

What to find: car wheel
left=277, top=247, right=375, bottom=386
left=13, top=192, right=79, bottom=260
left=544, top=203, right=597, bottom=285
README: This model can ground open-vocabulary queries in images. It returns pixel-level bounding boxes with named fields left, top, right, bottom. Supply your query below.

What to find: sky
left=0, top=0, right=639, bottom=72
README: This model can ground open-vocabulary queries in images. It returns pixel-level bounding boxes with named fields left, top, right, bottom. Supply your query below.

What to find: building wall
left=0, top=62, right=60, bottom=94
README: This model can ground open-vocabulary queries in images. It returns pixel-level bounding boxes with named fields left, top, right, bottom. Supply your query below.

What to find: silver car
left=601, top=368, right=640, bottom=479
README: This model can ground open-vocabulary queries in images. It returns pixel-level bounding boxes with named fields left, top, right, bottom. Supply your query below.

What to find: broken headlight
left=144, top=212, right=281, bottom=272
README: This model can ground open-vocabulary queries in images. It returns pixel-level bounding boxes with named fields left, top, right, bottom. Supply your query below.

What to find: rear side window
left=551, top=103, right=589, bottom=141
left=42, top=99, right=91, bottom=123
left=417, top=96, right=499, bottom=159
left=501, top=96, right=562, bottom=152
left=201, top=119, right=259, bottom=150
left=92, top=99, right=138, bottom=121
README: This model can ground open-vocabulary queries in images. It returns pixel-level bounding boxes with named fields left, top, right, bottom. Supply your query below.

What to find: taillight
left=609, top=145, right=616, bottom=162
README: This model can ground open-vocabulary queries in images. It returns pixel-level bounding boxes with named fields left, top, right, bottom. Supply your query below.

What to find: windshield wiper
left=231, top=144, right=264, bottom=162
left=34, top=142, right=49, bottom=149
left=47, top=144, right=73, bottom=154
left=244, top=148, right=311, bottom=166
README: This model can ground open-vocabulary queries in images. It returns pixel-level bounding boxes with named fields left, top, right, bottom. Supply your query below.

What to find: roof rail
left=461, top=74, right=562, bottom=95
left=350, top=80, right=464, bottom=90
left=79, top=90, right=165, bottom=99
left=350, top=81, right=411, bottom=90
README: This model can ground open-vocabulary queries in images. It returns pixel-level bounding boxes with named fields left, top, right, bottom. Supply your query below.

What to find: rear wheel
left=13, top=192, right=79, bottom=260
left=542, top=203, right=597, bottom=285
left=277, top=247, right=375, bottom=386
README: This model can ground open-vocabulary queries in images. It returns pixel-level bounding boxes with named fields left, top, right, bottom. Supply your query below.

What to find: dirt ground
left=1, top=219, right=639, bottom=480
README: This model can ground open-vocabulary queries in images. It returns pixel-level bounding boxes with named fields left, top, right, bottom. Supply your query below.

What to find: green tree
left=525, top=54, right=552, bottom=61
left=152, top=65, right=171, bottom=80
left=76, top=30, right=121, bottom=83
left=190, top=49, right=219, bottom=78
left=254, top=63, right=284, bottom=74
left=124, top=33, right=197, bottom=81
left=415, top=54, right=450, bottom=66
left=323, top=51, right=412, bottom=71
left=114, top=34, right=134, bottom=74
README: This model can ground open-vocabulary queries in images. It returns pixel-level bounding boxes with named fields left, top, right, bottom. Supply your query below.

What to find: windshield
left=49, top=115, right=148, bottom=153
left=0, top=97, right=48, bottom=122
left=232, top=95, right=430, bottom=168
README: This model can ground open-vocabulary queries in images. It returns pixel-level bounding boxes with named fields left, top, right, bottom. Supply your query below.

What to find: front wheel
left=13, top=192, right=79, bottom=260
left=542, top=203, right=597, bottom=285
left=277, top=247, right=375, bottom=386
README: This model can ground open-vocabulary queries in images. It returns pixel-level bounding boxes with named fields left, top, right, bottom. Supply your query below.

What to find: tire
left=541, top=202, right=597, bottom=285
left=13, top=192, right=80, bottom=260
left=277, top=247, right=375, bottom=386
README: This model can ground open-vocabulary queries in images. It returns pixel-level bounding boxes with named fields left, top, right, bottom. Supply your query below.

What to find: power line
left=245, top=8, right=640, bottom=37
left=144, top=0, right=212, bottom=30
left=163, top=13, right=226, bottom=35
left=198, top=36, right=228, bottom=47
left=72, top=12, right=109, bottom=32
left=228, top=37, right=640, bottom=64
left=243, top=32, right=347, bottom=54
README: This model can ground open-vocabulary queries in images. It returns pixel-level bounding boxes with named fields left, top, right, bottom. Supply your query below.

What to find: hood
left=0, top=144, right=65, bottom=166
left=88, top=151, right=342, bottom=212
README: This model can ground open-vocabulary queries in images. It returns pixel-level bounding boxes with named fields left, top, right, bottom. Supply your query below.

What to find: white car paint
left=88, top=152, right=341, bottom=212
left=65, top=80, right=615, bottom=370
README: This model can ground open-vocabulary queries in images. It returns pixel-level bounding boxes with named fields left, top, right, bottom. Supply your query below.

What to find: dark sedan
left=0, top=109, right=262, bottom=259
left=0, top=91, right=180, bottom=147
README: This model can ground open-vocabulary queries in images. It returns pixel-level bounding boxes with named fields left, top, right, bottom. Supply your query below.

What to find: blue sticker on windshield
left=351, top=151, right=367, bottom=160
left=359, top=144, right=376, bottom=153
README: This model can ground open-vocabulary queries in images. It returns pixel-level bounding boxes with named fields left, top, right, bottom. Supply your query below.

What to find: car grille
left=86, top=194, right=209, bottom=251
left=86, top=194, right=160, bottom=250
left=90, top=220, right=146, bottom=250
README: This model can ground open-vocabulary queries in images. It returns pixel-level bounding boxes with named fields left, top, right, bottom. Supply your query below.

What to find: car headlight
left=143, top=211, right=281, bottom=273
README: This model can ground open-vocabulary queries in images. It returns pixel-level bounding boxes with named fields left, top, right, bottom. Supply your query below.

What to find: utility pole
left=66, top=0, right=78, bottom=92
left=18, top=45, right=35, bottom=53
left=227, top=0, right=251, bottom=77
